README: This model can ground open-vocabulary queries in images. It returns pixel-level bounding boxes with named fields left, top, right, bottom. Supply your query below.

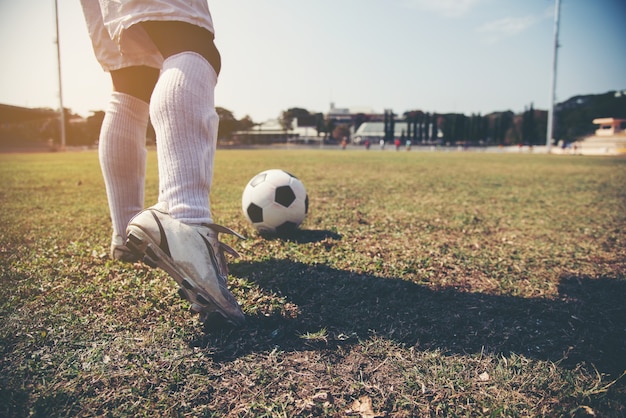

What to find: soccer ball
left=242, top=169, right=308, bottom=235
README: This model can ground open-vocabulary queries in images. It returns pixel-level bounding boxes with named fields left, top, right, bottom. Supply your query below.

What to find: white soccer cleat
left=125, top=203, right=246, bottom=326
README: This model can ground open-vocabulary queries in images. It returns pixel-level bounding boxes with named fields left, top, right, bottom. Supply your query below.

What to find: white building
left=353, top=121, right=442, bottom=144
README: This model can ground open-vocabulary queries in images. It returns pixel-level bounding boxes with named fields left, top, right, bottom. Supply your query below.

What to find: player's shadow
left=194, top=259, right=625, bottom=376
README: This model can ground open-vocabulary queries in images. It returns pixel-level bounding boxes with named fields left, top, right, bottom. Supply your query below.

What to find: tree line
left=1, top=91, right=624, bottom=147
left=279, top=91, right=624, bottom=146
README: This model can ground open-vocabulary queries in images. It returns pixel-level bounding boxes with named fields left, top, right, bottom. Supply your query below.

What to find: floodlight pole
left=546, top=0, right=561, bottom=153
left=54, top=0, right=66, bottom=149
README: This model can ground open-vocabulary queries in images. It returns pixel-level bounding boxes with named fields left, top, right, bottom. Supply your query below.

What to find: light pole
left=546, top=0, right=562, bottom=153
left=54, top=0, right=66, bottom=149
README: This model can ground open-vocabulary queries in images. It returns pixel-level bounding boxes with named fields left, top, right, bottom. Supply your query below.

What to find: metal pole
left=54, top=0, right=66, bottom=149
left=546, top=0, right=561, bottom=153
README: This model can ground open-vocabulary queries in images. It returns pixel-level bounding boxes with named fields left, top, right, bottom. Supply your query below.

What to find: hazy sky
left=1, top=0, right=624, bottom=122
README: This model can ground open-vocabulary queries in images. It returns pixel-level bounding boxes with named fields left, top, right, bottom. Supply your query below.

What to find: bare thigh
left=110, top=66, right=160, bottom=103
left=140, top=21, right=221, bottom=75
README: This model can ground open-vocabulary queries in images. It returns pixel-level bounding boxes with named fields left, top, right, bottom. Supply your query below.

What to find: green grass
left=1, top=148, right=625, bottom=417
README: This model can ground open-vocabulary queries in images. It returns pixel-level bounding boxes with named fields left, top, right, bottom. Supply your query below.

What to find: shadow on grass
left=194, top=259, right=626, bottom=377
left=254, top=228, right=342, bottom=244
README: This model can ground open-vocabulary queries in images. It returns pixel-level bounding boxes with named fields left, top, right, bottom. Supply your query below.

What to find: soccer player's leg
left=125, top=21, right=245, bottom=326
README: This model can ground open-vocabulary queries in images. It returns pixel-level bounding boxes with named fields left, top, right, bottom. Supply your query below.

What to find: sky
left=0, top=0, right=625, bottom=122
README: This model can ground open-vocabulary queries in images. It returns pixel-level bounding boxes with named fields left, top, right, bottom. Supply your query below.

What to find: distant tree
left=216, top=107, right=239, bottom=140
left=495, top=114, right=503, bottom=144
left=534, top=109, right=548, bottom=145
left=529, top=104, right=536, bottom=143
left=499, top=111, right=515, bottom=145
left=521, top=103, right=537, bottom=144
left=510, top=113, right=524, bottom=145
left=464, top=114, right=473, bottom=143
left=55, top=108, right=94, bottom=146
left=280, top=107, right=312, bottom=132
left=553, top=91, right=626, bottom=142
left=468, top=113, right=484, bottom=144
left=86, top=111, right=105, bottom=144
left=238, top=115, right=255, bottom=132
left=455, top=114, right=466, bottom=143
left=481, top=114, right=488, bottom=143
left=489, top=114, right=498, bottom=144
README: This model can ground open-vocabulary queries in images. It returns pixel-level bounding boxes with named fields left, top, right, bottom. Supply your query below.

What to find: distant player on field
left=80, top=0, right=245, bottom=326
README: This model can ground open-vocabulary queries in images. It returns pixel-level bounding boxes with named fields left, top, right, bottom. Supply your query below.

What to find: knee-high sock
left=99, top=92, right=149, bottom=242
left=150, top=51, right=218, bottom=224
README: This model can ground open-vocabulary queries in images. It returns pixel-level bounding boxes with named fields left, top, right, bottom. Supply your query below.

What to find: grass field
left=1, top=148, right=625, bottom=417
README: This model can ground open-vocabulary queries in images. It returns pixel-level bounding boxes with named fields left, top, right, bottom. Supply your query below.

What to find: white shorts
left=80, top=0, right=215, bottom=72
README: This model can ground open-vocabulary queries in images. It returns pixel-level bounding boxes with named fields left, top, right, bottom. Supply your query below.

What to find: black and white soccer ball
left=242, top=169, right=308, bottom=235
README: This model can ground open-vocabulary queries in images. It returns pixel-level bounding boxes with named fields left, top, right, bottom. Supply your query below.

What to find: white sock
left=150, top=52, right=218, bottom=224
left=99, top=92, right=149, bottom=242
